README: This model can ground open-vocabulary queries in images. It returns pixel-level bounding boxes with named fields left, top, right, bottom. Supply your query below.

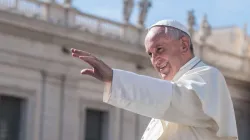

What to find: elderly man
left=71, top=20, right=238, bottom=140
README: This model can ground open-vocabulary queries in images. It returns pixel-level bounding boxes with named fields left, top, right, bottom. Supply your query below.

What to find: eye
left=156, top=47, right=163, bottom=53
left=148, top=52, right=152, bottom=57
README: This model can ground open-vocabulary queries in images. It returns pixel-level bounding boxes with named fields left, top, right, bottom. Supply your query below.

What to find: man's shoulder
left=178, top=62, right=226, bottom=85
left=186, top=60, right=223, bottom=77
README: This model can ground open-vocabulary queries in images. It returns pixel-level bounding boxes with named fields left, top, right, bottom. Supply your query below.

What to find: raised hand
left=71, top=48, right=113, bottom=83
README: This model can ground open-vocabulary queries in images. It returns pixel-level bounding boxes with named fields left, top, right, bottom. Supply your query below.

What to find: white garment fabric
left=103, top=56, right=238, bottom=140
left=148, top=19, right=191, bottom=36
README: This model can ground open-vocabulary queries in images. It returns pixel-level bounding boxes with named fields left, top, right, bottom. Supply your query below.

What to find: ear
left=180, top=36, right=190, bottom=53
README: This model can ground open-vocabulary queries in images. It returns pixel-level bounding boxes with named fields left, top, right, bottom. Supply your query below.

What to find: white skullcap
left=149, top=19, right=190, bottom=37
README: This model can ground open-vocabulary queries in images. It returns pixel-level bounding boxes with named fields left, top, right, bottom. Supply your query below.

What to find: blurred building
left=0, top=0, right=249, bottom=140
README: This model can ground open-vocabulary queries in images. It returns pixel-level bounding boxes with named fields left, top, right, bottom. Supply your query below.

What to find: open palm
left=71, top=48, right=113, bottom=82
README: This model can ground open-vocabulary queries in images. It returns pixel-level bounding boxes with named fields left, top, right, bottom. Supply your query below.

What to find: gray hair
left=164, top=26, right=194, bottom=54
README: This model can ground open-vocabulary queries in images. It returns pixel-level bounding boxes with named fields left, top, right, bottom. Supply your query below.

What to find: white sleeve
left=103, top=68, right=238, bottom=138
left=103, top=69, right=173, bottom=118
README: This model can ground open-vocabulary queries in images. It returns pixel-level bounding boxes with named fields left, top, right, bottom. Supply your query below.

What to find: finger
left=81, top=69, right=94, bottom=76
left=71, top=48, right=91, bottom=56
left=81, top=69, right=98, bottom=79
left=79, top=56, right=99, bottom=68
left=72, top=53, right=82, bottom=58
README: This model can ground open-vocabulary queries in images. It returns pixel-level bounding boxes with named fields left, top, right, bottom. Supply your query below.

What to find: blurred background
left=0, top=0, right=249, bottom=140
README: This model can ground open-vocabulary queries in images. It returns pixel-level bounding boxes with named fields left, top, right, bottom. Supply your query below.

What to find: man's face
left=145, top=26, right=188, bottom=80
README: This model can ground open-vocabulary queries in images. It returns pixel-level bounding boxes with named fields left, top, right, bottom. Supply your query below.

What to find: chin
left=160, top=73, right=174, bottom=81
left=160, top=74, right=169, bottom=80
left=163, top=77, right=171, bottom=80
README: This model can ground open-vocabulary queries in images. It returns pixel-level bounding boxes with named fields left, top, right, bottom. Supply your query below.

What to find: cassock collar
left=172, top=56, right=201, bottom=82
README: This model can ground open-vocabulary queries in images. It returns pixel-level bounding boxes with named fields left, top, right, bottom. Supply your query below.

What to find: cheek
left=163, top=54, right=180, bottom=68
left=160, top=48, right=179, bottom=60
left=158, top=54, right=170, bottom=61
left=166, top=48, right=181, bottom=60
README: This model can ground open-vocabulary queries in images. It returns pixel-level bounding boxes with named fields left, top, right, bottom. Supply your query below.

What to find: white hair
left=164, top=26, right=193, bottom=53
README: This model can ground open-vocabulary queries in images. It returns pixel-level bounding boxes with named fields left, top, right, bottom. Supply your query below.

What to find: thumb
left=81, top=69, right=95, bottom=77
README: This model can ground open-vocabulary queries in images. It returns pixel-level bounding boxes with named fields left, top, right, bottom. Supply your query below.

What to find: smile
left=159, top=63, right=168, bottom=71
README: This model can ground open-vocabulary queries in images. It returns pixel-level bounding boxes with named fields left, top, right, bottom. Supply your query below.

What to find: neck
left=181, top=54, right=194, bottom=66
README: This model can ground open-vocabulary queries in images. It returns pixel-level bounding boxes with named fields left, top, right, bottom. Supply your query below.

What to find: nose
left=150, top=53, right=156, bottom=63
left=151, top=54, right=160, bottom=65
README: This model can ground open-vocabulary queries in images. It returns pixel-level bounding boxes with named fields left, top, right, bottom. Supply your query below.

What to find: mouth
left=157, top=63, right=168, bottom=72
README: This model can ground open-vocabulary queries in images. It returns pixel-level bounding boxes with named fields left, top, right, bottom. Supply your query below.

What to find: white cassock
left=103, top=56, right=238, bottom=140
